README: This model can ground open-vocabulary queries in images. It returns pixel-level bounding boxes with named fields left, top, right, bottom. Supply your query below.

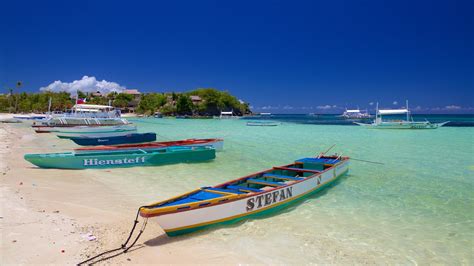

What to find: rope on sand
left=77, top=207, right=148, bottom=265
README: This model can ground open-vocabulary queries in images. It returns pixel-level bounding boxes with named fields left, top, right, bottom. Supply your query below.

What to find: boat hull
left=246, top=122, right=280, bottom=126
left=54, top=125, right=137, bottom=138
left=147, top=159, right=349, bottom=236
left=69, top=133, right=157, bottom=146
left=75, top=139, right=224, bottom=153
left=24, top=146, right=216, bottom=169
left=354, top=121, right=449, bottom=129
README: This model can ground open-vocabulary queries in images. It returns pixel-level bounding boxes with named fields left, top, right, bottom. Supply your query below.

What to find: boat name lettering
left=246, top=187, right=293, bottom=212
left=83, top=156, right=146, bottom=166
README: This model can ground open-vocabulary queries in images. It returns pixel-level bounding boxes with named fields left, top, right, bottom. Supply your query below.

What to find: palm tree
left=14, top=81, right=22, bottom=113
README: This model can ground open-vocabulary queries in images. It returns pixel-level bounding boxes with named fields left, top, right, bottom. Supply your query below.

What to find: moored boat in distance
left=139, top=155, right=349, bottom=236
left=24, top=146, right=216, bottom=169
left=216, top=110, right=240, bottom=119
left=32, top=104, right=129, bottom=131
left=0, top=118, right=22, bottom=123
left=75, top=138, right=224, bottom=153
left=355, top=101, right=449, bottom=129
left=68, top=132, right=157, bottom=146
left=340, top=108, right=371, bottom=119
left=53, top=124, right=137, bottom=138
left=246, top=121, right=281, bottom=126
left=13, top=114, right=48, bottom=120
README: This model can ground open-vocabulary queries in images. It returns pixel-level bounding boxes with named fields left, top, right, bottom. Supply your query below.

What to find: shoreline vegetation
left=0, top=88, right=252, bottom=117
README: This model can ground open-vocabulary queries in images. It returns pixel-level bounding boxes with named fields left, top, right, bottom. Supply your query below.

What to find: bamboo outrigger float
left=139, top=155, right=349, bottom=236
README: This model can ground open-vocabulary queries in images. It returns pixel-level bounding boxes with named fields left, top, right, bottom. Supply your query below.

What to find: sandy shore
left=0, top=115, right=242, bottom=265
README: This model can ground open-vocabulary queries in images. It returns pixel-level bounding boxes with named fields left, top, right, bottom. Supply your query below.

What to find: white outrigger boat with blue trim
left=355, top=101, right=449, bottom=129
left=139, top=154, right=349, bottom=236
left=54, top=124, right=137, bottom=138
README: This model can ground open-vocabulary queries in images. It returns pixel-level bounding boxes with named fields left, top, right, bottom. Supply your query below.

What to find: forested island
left=0, top=88, right=252, bottom=117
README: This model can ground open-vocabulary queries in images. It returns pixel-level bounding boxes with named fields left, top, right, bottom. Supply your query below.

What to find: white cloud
left=283, top=105, right=294, bottom=110
left=369, top=102, right=374, bottom=106
left=260, top=105, right=279, bottom=110
left=444, top=105, right=461, bottom=110
left=316, top=105, right=333, bottom=110
left=40, top=76, right=126, bottom=94
left=393, top=101, right=398, bottom=105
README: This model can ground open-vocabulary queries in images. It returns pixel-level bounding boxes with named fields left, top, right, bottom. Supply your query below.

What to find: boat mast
left=406, top=100, right=409, bottom=121
left=376, top=102, right=379, bottom=124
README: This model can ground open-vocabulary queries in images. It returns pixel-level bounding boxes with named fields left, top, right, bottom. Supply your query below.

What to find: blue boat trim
left=247, top=178, right=284, bottom=187
left=226, top=185, right=262, bottom=193
left=262, top=173, right=304, bottom=181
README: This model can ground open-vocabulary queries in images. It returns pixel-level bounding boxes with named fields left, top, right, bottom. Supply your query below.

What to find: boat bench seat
left=247, top=178, right=283, bottom=187
left=205, top=187, right=245, bottom=194
left=273, top=167, right=320, bottom=173
left=227, top=185, right=262, bottom=193
left=263, top=173, right=303, bottom=181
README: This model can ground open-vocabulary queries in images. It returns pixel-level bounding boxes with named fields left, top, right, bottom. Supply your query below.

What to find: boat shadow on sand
left=143, top=173, right=351, bottom=247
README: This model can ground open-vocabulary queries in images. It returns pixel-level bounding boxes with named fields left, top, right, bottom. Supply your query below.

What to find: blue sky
left=1, top=0, right=473, bottom=113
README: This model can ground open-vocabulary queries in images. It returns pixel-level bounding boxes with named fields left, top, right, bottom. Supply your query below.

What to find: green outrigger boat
left=24, top=146, right=216, bottom=169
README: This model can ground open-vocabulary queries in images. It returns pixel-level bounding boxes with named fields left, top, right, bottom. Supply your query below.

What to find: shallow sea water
left=86, top=118, right=473, bottom=263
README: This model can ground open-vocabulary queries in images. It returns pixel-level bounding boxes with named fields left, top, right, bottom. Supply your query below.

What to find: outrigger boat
left=33, top=121, right=132, bottom=133
left=68, top=132, right=157, bottom=146
left=139, top=155, right=349, bottom=236
left=54, top=124, right=137, bottom=138
left=24, top=146, right=216, bottom=169
left=75, top=138, right=224, bottom=153
left=246, top=121, right=280, bottom=126
left=340, top=108, right=371, bottom=119
left=355, top=101, right=449, bottom=129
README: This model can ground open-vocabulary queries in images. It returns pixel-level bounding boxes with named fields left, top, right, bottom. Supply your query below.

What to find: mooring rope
left=77, top=206, right=148, bottom=265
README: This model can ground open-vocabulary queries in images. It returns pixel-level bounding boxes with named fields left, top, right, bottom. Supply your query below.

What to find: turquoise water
left=90, top=118, right=473, bottom=263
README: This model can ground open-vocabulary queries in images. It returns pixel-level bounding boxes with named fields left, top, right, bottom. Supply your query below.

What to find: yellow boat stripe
left=165, top=168, right=348, bottom=233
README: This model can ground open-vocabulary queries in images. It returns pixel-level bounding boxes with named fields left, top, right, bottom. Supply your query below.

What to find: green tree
left=136, top=93, right=167, bottom=114
left=0, top=94, right=9, bottom=112
left=88, top=96, right=108, bottom=105
left=77, top=90, right=87, bottom=99
left=113, top=93, right=134, bottom=108
left=176, top=95, right=193, bottom=115
left=160, top=103, right=177, bottom=116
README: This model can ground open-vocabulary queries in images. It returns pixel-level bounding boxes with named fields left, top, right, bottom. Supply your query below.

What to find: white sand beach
left=0, top=117, right=230, bottom=265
